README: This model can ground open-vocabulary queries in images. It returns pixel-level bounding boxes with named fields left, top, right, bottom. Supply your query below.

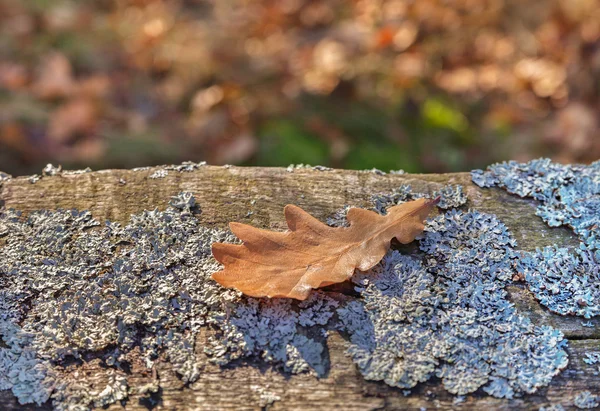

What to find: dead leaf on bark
left=212, top=198, right=438, bottom=300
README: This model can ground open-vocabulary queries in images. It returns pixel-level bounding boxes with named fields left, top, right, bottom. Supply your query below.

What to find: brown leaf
left=212, top=198, right=437, bottom=300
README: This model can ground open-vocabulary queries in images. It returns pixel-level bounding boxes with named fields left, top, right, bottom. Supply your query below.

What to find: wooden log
left=0, top=165, right=597, bottom=410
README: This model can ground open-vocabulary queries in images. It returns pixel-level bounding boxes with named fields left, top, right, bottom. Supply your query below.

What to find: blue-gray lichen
left=583, top=352, right=600, bottom=365
left=517, top=245, right=600, bottom=317
left=472, top=159, right=600, bottom=317
left=539, top=405, right=565, bottom=411
left=472, top=158, right=600, bottom=244
left=574, top=391, right=600, bottom=409
left=338, top=210, right=568, bottom=397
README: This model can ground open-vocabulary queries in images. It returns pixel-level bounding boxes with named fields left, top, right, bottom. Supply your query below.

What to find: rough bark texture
left=0, top=165, right=598, bottom=410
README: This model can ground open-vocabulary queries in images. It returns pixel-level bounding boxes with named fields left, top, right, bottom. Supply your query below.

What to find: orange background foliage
left=1, top=0, right=599, bottom=175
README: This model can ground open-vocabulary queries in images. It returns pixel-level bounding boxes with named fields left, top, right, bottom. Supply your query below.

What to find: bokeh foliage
left=1, top=0, right=599, bottom=175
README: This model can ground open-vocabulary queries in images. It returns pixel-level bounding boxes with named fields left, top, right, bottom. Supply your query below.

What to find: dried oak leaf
left=212, top=198, right=437, bottom=300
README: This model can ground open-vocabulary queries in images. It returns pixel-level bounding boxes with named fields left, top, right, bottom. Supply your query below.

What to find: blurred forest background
left=1, top=0, right=599, bottom=176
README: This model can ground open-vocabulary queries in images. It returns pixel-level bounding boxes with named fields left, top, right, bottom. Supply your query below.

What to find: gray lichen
left=168, top=191, right=198, bottom=215
left=50, top=364, right=130, bottom=411
left=371, top=183, right=467, bottom=214
left=338, top=210, right=568, bottom=397
left=453, top=395, right=465, bottom=405
left=18, top=164, right=90, bottom=187
left=432, top=184, right=467, bottom=209
left=42, top=163, right=63, bottom=176
left=362, top=167, right=386, bottom=175
left=206, top=292, right=339, bottom=377
left=0, top=193, right=240, bottom=407
left=286, top=164, right=332, bottom=172
left=0, top=321, right=54, bottom=405
left=0, top=192, right=339, bottom=409
left=92, top=372, right=129, bottom=408
left=250, top=384, right=281, bottom=407
left=149, top=169, right=169, bottom=179
left=574, top=391, right=600, bottom=409
left=164, top=160, right=207, bottom=172
left=62, top=167, right=92, bottom=175
left=472, top=159, right=600, bottom=317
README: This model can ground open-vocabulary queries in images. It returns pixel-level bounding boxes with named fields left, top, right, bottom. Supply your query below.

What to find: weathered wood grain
left=0, top=165, right=597, bottom=410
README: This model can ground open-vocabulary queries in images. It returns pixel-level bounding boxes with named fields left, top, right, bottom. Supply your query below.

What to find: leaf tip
left=429, top=196, right=441, bottom=207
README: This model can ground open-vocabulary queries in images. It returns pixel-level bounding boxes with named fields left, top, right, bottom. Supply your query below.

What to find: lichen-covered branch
left=0, top=162, right=598, bottom=410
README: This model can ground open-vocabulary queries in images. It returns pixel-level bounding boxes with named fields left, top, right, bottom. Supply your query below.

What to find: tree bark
left=0, top=165, right=597, bottom=410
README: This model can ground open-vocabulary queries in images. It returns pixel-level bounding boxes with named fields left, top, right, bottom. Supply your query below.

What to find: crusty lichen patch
left=0, top=192, right=340, bottom=409
left=0, top=193, right=241, bottom=407
left=326, top=185, right=569, bottom=398
left=0, top=321, right=54, bottom=405
left=337, top=210, right=568, bottom=397
left=574, top=390, right=600, bottom=409
left=473, top=159, right=600, bottom=317
left=206, top=292, right=339, bottom=377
